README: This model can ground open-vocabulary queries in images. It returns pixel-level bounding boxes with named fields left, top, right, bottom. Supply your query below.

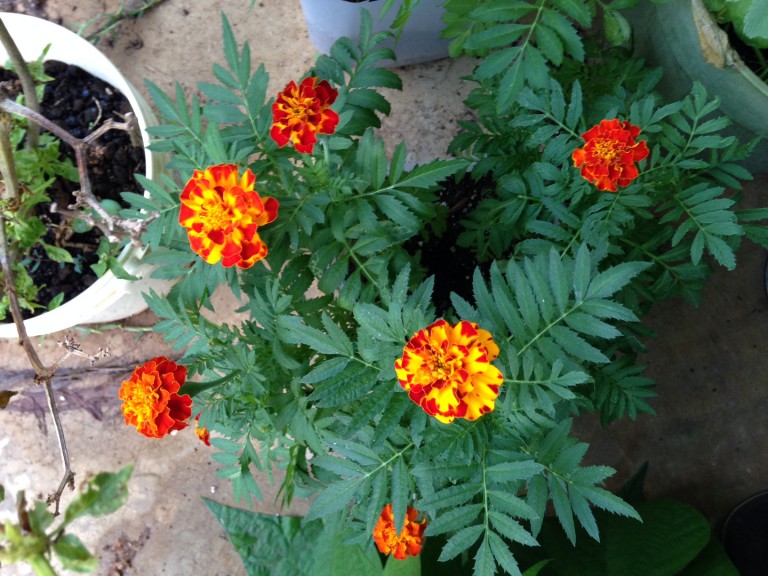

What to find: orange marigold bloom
left=373, top=504, right=426, bottom=560
left=572, top=118, right=650, bottom=192
left=178, top=164, right=278, bottom=269
left=270, top=76, right=339, bottom=154
left=119, top=357, right=192, bottom=439
left=394, top=319, right=504, bottom=424
left=194, top=413, right=211, bottom=446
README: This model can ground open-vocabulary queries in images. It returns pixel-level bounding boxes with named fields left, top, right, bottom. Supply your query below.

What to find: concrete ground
left=1, top=1, right=768, bottom=575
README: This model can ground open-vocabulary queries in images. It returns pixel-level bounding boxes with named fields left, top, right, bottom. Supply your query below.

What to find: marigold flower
left=270, top=76, right=339, bottom=154
left=373, top=504, right=426, bottom=560
left=194, top=413, right=211, bottom=446
left=572, top=118, right=650, bottom=192
left=119, top=357, right=192, bottom=439
left=178, top=164, right=278, bottom=269
left=395, top=319, right=504, bottom=424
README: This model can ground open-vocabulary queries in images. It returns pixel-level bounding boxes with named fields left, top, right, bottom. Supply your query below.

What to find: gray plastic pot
left=299, top=0, right=450, bottom=66
left=627, top=0, right=768, bottom=173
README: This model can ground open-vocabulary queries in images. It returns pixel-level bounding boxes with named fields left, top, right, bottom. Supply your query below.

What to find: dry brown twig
left=0, top=44, right=149, bottom=515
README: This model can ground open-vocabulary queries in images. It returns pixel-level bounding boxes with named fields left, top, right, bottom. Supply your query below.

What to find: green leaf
left=426, top=504, right=483, bottom=536
left=603, top=9, right=631, bottom=46
left=63, top=465, right=133, bottom=526
left=743, top=0, right=768, bottom=43
left=550, top=476, right=576, bottom=544
left=41, top=243, right=73, bottom=264
left=204, top=500, right=384, bottom=576
left=301, top=357, right=351, bottom=385
left=573, top=484, right=641, bottom=521
left=278, top=315, right=353, bottom=356
left=473, top=536, right=496, bottom=576
left=586, top=261, right=650, bottom=299
left=305, top=477, right=362, bottom=521
left=389, top=453, right=409, bottom=523
left=679, top=535, right=739, bottom=576
left=485, top=460, right=544, bottom=483
left=392, top=159, right=468, bottom=189
left=53, top=534, right=98, bottom=573
left=522, top=560, right=551, bottom=576
left=488, top=531, right=522, bottom=576
left=488, top=511, right=538, bottom=547
left=382, top=554, right=421, bottom=576
left=602, top=499, right=707, bottom=575
left=439, top=524, right=484, bottom=562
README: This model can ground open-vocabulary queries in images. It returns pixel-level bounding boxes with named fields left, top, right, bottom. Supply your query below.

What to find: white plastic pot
left=0, top=13, right=174, bottom=338
left=300, top=0, right=450, bottom=66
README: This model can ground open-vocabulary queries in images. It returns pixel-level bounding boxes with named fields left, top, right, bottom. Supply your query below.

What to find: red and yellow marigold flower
left=178, top=164, right=278, bottom=269
left=194, top=413, right=211, bottom=446
left=373, top=504, right=427, bottom=560
left=572, top=118, right=650, bottom=192
left=270, top=76, right=339, bottom=154
left=118, top=357, right=192, bottom=439
left=395, top=319, right=504, bottom=424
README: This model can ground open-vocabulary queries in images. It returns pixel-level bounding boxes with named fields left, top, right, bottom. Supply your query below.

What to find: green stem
left=0, top=117, right=20, bottom=207
left=29, top=554, right=57, bottom=576
left=0, top=17, right=39, bottom=149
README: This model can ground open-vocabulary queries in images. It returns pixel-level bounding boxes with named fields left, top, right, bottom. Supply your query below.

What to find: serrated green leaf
left=305, top=477, right=362, bottom=521
left=489, top=511, right=538, bottom=547
left=485, top=460, right=544, bottom=483
left=427, top=504, right=484, bottom=536
left=488, top=531, right=522, bottom=576
left=439, top=524, right=484, bottom=562
left=473, top=536, right=496, bottom=576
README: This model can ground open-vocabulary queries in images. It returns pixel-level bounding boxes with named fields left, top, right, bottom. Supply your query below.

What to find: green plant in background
left=0, top=49, right=80, bottom=319
left=510, top=463, right=739, bottom=575
left=0, top=466, right=133, bottom=575
left=704, top=0, right=768, bottom=52
left=0, top=38, right=149, bottom=321
left=206, top=463, right=739, bottom=575
left=107, top=2, right=768, bottom=575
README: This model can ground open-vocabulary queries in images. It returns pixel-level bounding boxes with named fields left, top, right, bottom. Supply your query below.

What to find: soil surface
left=406, top=172, right=495, bottom=315
left=0, top=59, right=144, bottom=318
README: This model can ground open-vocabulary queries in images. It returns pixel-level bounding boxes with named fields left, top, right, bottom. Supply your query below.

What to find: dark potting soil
left=405, top=172, right=495, bottom=316
left=0, top=60, right=144, bottom=320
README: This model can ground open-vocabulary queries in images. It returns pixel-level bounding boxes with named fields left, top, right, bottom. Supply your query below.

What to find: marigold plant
left=178, top=164, right=278, bottom=269
left=118, top=357, right=192, bottom=439
left=136, top=10, right=764, bottom=576
left=395, top=319, right=504, bottom=424
left=373, top=504, right=427, bottom=560
left=572, top=118, right=650, bottom=192
left=270, top=76, right=339, bottom=154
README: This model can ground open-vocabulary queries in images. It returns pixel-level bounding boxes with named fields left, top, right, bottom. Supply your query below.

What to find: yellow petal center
left=199, top=194, right=233, bottom=232
left=122, top=374, right=160, bottom=429
left=594, top=139, right=620, bottom=162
